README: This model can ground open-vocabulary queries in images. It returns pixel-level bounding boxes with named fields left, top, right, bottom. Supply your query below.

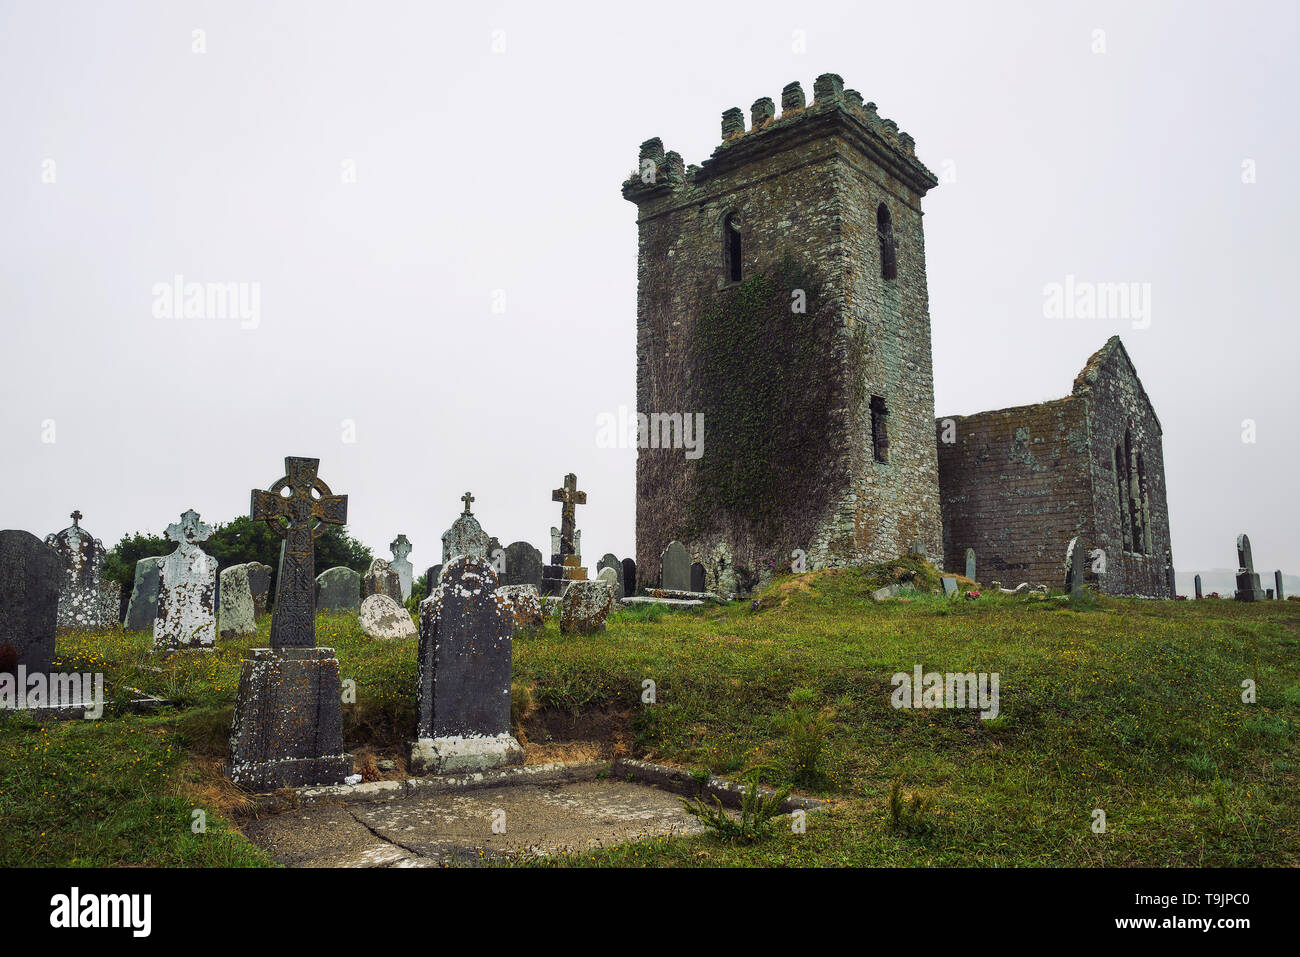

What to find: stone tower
left=623, top=73, right=943, bottom=591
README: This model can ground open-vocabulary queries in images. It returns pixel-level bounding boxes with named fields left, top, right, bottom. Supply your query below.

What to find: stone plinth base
left=228, top=647, right=351, bottom=792
left=541, top=554, right=588, bottom=596
left=409, top=732, right=523, bottom=776
left=1235, top=572, right=1266, bottom=602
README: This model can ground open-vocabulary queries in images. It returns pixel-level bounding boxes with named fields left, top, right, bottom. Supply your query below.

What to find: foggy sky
left=1, top=0, right=1296, bottom=579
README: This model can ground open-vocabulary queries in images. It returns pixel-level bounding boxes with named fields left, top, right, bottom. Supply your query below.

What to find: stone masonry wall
left=936, top=397, right=1094, bottom=587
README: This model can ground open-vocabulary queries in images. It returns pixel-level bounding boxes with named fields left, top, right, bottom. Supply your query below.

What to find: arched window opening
left=724, top=213, right=742, bottom=283
left=877, top=203, right=897, bottom=281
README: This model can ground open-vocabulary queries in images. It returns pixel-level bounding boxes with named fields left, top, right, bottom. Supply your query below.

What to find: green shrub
left=680, top=766, right=792, bottom=844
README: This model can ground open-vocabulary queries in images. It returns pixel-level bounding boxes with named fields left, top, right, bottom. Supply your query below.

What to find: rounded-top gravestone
left=363, top=558, right=403, bottom=602
left=0, top=529, right=64, bottom=678
left=359, top=594, right=417, bottom=640
left=315, top=566, right=361, bottom=614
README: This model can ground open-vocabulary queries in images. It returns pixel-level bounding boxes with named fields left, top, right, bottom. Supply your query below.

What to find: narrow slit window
left=1114, top=445, right=1131, bottom=551
left=724, top=213, right=742, bottom=282
left=870, top=395, right=889, bottom=463
left=877, top=203, right=897, bottom=281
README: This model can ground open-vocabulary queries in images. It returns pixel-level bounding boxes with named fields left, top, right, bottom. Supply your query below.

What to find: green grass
left=2, top=570, right=1298, bottom=867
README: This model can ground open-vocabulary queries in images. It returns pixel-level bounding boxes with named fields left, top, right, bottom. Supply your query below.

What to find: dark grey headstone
left=411, top=555, right=522, bottom=775
left=1065, top=537, right=1084, bottom=597
left=1194, top=574, right=1203, bottom=599
left=964, top=548, right=976, bottom=581
left=124, top=555, right=165, bottom=632
left=690, top=561, right=706, bottom=593
left=500, top=541, right=543, bottom=586
left=622, top=557, right=637, bottom=596
left=0, top=529, right=63, bottom=678
left=1275, top=570, right=1285, bottom=601
left=941, top=576, right=958, bottom=597
left=1234, top=533, right=1266, bottom=601
left=660, top=541, right=690, bottom=591
left=315, top=566, right=361, bottom=614
left=246, top=562, right=272, bottom=616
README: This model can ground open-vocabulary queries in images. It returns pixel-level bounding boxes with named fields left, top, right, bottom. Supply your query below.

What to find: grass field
left=2, top=566, right=1297, bottom=867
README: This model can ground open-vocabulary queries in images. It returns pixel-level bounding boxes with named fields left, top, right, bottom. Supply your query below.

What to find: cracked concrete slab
left=242, top=778, right=705, bottom=867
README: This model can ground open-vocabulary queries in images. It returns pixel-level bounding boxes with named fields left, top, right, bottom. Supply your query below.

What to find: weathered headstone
left=98, top=581, right=123, bottom=627
left=622, top=557, right=637, bottom=596
left=964, top=548, right=976, bottom=581
left=229, top=456, right=351, bottom=791
left=596, top=553, right=624, bottom=600
left=908, top=537, right=927, bottom=559
left=1064, top=536, right=1084, bottom=598
left=124, top=555, right=165, bottom=632
left=561, top=580, right=616, bottom=635
left=596, top=565, right=620, bottom=599
left=690, top=562, right=706, bottom=593
left=154, top=509, right=219, bottom=650
left=0, top=529, right=63, bottom=681
left=1234, top=533, right=1266, bottom=602
left=498, top=584, right=544, bottom=630
left=1275, top=570, right=1285, bottom=601
left=541, top=473, right=589, bottom=596
left=426, top=565, right=442, bottom=591
left=363, top=558, right=403, bottom=602
left=1266, top=588, right=1275, bottom=600
left=389, top=534, right=414, bottom=601
left=315, top=566, right=361, bottom=614
left=941, top=576, right=958, bottom=597
left=246, top=561, right=272, bottom=616
left=660, top=541, right=690, bottom=591
left=411, top=554, right=523, bottom=775
left=1194, top=574, right=1203, bottom=599
left=359, top=594, right=417, bottom=640
left=500, top=541, right=543, bottom=587
left=442, top=492, right=490, bottom=562
left=44, top=511, right=110, bottom=629
left=218, top=563, right=257, bottom=639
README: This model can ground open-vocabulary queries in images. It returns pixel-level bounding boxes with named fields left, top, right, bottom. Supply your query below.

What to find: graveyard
left=2, top=537, right=1297, bottom=867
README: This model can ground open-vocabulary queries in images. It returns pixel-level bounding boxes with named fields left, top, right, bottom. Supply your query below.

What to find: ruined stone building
left=623, top=73, right=1174, bottom=598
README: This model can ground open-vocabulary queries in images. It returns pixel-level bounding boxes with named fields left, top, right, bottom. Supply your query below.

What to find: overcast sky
left=1, top=0, right=1296, bottom=579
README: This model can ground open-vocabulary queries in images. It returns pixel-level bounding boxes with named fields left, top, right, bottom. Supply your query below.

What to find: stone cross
left=70, top=510, right=83, bottom=527
left=166, top=508, right=213, bottom=550
left=551, top=473, right=587, bottom=558
left=391, top=534, right=412, bottom=562
left=251, top=457, right=348, bottom=649
left=461, top=491, right=475, bottom=516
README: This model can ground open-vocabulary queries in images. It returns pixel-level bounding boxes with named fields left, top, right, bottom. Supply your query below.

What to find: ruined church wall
left=935, top=397, right=1094, bottom=586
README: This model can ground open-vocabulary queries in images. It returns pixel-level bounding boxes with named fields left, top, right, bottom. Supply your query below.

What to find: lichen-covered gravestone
left=561, top=580, right=615, bottom=635
left=442, top=492, right=490, bottom=562
left=125, top=555, right=165, bottom=632
left=359, top=594, right=417, bottom=640
left=389, top=534, right=414, bottom=601
left=44, top=510, right=110, bottom=629
left=228, top=456, right=352, bottom=791
left=964, top=548, right=976, bottom=581
left=411, top=554, right=523, bottom=775
left=497, top=584, right=544, bottom=630
left=1233, top=534, right=1265, bottom=602
left=154, top=510, right=219, bottom=650
left=218, top=563, right=257, bottom=639
left=315, top=566, right=361, bottom=613
left=363, top=558, right=403, bottom=602
left=246, top=561, right=272, bottom=616
left=500, top=541, right=543, bottom=587
left=0, top=529, right=63, bottom=681
left=660, top=541, right=691, bottom=591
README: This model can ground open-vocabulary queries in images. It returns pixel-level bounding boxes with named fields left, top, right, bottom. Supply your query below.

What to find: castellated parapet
left=623, top=74, right=942, bottom=591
